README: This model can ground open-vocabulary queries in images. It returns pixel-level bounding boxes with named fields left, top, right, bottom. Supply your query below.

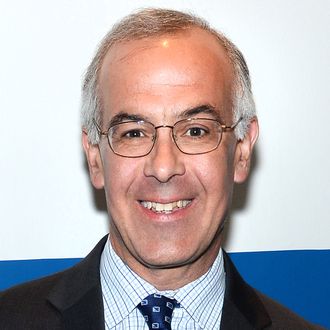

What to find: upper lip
left=138, top=198, right=193, bottom=204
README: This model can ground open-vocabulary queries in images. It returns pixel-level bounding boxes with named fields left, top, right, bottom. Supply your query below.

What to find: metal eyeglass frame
left=93, top=116, right=243, bottom=158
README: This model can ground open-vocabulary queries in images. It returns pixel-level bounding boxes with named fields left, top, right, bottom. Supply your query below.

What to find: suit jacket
left=0, top=236, right=324, bottom=329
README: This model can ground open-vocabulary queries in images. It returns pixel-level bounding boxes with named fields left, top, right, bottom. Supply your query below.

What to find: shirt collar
left=171, top=249, right=226, bottom=328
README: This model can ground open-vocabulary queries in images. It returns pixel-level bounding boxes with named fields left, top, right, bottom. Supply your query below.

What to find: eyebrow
left=108, top=112, right=148, bottom=127
left=179, top=104, right=222, bottom=121
left=107, top=104, right=222, bottom=127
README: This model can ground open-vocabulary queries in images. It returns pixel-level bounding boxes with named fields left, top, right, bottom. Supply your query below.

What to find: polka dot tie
left=137, top=293, right=178, bottom=329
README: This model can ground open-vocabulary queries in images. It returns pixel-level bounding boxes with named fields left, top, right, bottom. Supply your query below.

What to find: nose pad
left=143, top=128, right=185, bottom=182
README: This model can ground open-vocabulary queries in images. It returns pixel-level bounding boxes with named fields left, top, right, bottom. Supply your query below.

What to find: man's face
left=84, top=28, right=257, bottom=284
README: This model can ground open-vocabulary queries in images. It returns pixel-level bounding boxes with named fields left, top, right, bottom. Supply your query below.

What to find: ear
left=82, top=130, right=105, bottom=189
left=234, top=118, right=259, bottom=183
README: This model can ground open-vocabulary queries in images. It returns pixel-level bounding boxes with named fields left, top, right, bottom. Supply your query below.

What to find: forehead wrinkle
left=149, top=82, right=198, bottom=87
left=131, top=82, right=200, bottom=99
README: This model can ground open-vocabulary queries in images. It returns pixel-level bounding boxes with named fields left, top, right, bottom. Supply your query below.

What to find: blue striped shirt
left=100, top=239, right=225, bottom=329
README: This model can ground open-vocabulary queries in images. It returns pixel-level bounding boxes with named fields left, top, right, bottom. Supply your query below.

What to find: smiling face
left=83, top=28, right=258, bottom=287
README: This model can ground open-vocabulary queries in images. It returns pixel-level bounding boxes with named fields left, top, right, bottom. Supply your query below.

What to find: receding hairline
left=97, top=28, right=236, bottom=121
left=100, top=27, right=234, bottom=72
left=83, top=8, right=244, bottom=99
left=92, top=25, right=232, bottom=76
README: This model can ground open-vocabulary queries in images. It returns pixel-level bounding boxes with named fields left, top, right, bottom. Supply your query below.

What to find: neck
left=111, top=235, right=223, bottom=291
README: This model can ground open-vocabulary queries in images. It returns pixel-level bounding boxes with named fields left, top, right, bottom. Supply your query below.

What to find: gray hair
left=81, top=8, right=256, bottom=144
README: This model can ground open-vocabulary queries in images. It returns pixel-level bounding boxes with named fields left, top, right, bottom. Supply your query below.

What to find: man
left=0, top=8, right=324, bottom=330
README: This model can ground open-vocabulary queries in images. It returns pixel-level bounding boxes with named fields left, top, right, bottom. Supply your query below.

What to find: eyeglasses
left=94, top=117, right=242, bottom=158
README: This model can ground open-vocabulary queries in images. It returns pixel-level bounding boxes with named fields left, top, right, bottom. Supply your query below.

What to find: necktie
left=137, top=293, right=178, bottom=329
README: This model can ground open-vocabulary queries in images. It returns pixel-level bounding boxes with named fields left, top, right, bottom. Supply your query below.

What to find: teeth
left=182, top=200, right=189, bottom=207
left=140, top=200, right=191, bottom=213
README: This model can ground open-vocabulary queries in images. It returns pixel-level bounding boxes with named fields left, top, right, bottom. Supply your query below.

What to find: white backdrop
left=1, top=0, right=329, bottom=260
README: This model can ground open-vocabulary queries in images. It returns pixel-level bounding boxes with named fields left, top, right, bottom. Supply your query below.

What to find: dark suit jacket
left=0, top=236, right=324, bottom=329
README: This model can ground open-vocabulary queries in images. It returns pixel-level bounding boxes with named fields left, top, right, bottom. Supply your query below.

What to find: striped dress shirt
left=100, top=239, right=225, bottom=329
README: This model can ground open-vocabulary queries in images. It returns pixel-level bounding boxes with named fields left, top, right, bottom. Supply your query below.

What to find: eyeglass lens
left=108, top=119, right=223, bottom=157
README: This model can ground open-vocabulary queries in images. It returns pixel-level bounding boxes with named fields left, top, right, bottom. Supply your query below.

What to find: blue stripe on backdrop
left=0, top=250, right=329, bottom=328
left=0, top=258, right=80, bottom=291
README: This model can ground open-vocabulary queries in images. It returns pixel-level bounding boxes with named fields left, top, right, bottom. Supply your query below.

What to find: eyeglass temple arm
left=221, top=116, right=243, bottom=131
left=93, top=119, right=108, bottom=136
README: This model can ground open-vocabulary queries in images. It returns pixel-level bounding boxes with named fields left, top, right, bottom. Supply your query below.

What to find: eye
left=186, top=126, right=208, bottom=137
left=122, top=129, right=145, bottom=138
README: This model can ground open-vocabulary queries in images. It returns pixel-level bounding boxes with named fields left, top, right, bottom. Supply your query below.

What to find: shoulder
left=0, top=235, right=108, bottom=330
left=255, top=290, right=325, bottom=330
left=0, top=272, right=64, bottom=329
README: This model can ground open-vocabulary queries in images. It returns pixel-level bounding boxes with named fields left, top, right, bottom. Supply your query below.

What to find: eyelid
left=111, top=121, right=154, bottom=136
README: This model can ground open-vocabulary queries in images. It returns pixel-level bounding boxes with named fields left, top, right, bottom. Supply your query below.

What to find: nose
left=143, top=128, right=186, bottom=182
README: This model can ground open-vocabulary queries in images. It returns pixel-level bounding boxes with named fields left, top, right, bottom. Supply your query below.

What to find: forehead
left=98, top=28, right=234, bottom=123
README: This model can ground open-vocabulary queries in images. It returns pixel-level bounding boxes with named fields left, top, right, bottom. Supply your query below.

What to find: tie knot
left=137, top=294, right=178, bottom=329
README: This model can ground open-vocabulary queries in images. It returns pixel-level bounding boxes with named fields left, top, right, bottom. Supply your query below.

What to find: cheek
left=197, top=150, right=235, bottom=195
left=101, top=154, right=141, bottom=199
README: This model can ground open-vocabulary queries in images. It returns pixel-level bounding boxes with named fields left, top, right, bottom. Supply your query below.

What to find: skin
left=83, top=28, right=258, bottom=290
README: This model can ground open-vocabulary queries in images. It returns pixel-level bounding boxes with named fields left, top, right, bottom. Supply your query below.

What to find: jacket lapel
left=47, top=236, right=108, bottom=330
left=220, top=251, right=272, bottom=330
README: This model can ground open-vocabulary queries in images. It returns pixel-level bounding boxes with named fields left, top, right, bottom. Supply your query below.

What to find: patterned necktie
left=137, top=293, right=178, bottom=329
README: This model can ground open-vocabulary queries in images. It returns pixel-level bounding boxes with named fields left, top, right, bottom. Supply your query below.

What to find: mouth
left=139, top=199, right=192, bottom=214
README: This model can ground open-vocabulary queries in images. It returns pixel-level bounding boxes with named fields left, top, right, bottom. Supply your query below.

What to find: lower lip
left=137, top=200, right=193, bottom=222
